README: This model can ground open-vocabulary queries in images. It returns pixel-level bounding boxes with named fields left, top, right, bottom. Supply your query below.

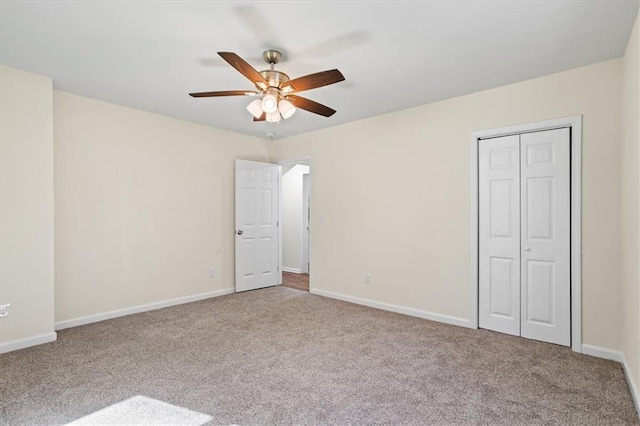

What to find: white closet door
left=479, top=135, right=521, bottom=336
left=520, top=128, right=570, bottom=346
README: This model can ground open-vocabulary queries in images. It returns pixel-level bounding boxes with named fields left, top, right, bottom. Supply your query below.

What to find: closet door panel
left=479, top=135, right=521, bottom=336
left=520, top=128, right=570, bottom=346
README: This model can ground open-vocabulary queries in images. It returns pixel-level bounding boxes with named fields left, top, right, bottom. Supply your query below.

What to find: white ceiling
left=1, top=1, right=638, bottom=140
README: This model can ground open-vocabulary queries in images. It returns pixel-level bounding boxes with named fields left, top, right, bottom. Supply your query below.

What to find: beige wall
left=54, top=91, right=268, bottom=323
left=282, top=164, right=310, bottom=271
left=268, top=59, right=623, bottom=350
left=622, top=11, right=640, bottom=389
left=0, top=66, right=55, bottom=349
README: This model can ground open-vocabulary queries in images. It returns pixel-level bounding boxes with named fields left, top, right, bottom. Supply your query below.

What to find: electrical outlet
left=364, top=274, right=371, bottom=285
left=209, top=268, right=216, bottom=279
left=0, top=304, right=10, bottom=318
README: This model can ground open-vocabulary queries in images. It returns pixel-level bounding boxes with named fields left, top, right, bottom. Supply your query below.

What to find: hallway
left=282, top=272, right=309, bottom=291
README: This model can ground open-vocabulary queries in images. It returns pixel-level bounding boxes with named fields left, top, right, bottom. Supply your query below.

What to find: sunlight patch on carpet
left=65, top=395, right=212, bottom=425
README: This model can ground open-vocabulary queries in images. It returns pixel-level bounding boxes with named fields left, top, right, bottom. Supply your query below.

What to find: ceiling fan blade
left=286, top=95, right=336, bottom=117
left=189, top=90, right=260, bottom=98
left=253, top=113, right=266, bottom=122
left=281, top=69, right=345, bottom=93
left=218, top=52, right=269, bottom=88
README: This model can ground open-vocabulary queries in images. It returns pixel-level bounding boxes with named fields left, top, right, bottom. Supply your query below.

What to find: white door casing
left=479, top=135, right=521, bottom=336
left=235, top=160, right=279, bottom=292
left=302, top=173, right=310, bottom=274
left=520, top=128, right=570, bottom=346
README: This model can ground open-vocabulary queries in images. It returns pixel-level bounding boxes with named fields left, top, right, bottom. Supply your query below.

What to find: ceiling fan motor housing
left=258, top=70, right=290, bottom=90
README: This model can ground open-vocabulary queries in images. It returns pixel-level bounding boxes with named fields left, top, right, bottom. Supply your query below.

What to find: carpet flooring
left=1, top=286, right=638, bottom=425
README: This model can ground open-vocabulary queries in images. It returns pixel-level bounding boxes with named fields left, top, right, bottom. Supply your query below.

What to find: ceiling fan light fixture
left=278, top=99, right=296, bottom=119
left=266, top=111, right=281, bottom=123
left=247, top=99, right=263, bottom=119
left=261, top=94, right=278, bottom=114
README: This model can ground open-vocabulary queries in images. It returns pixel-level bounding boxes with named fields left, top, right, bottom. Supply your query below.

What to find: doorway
left=278, top=157, right=312, bottom=292
left=470, top=116, right=583, bottom=352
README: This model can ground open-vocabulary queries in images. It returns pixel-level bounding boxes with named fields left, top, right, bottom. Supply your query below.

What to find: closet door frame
left=470, top=115, right=582, bottom=353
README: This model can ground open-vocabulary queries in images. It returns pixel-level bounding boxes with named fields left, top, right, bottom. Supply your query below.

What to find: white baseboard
left=282, top=267, right=302, bottom=273
left=310, top=288, right=471, bottom=329
left=582, top=344, right=639, bottom=417
left=0, top=332, right=57, bottom=354
left=55, top=288, right=235, bottom=331
left=581, top=344, right=624, bottom=362
left=622, top=353, right=640, bottom=418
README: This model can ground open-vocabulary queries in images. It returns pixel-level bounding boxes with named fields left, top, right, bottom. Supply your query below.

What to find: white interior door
left=479, top=135, right=521, bottom=336
left=235, top=160, right=279, bottom=292
left=520, top=128, right=570, bottom=346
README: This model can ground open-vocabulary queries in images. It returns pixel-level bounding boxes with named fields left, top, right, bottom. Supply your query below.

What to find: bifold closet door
left=479, top=128, right=570, bottom=347
left=520, top=128, right=570, bottom=346
left=479, top=135, right=521, bottom=336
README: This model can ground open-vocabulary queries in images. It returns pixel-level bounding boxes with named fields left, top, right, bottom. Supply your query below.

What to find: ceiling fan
left=189, top=50, right=345, bottom=123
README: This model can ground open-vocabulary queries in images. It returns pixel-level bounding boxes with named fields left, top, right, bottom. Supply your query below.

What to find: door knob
left=525, top=247, right=531, bottom=252
left=236, top=230, right=243, bottom=235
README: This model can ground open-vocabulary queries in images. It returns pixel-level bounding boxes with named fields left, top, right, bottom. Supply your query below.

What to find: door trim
left=470, top=115, right=582, bottom=352
left=277, top=156, right=313, bottom=291
left=302, top=173, right=311, bottom=274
